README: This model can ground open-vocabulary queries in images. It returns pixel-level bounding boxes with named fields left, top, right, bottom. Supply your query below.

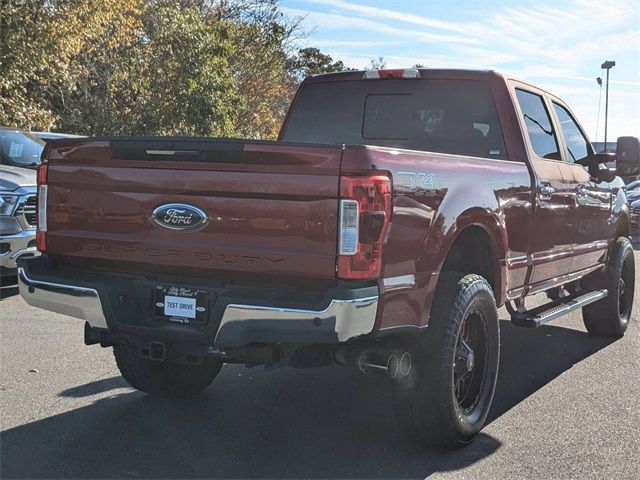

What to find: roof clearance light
left=362, top=68, right=422, bottom=79
left=363, top=70, right=380, bottom=79
left=402, top=68, right=421, bottom=78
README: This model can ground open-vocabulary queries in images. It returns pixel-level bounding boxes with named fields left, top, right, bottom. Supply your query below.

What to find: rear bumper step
left=511, top=289, right=608, bottom=328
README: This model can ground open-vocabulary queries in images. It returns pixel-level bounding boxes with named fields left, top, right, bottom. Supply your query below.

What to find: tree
left=291, top=47, right=347, bottom=80
left=52, top=0, right=149, bottom=135
left=205, top=0, right=314, bottom=139
left=366, top=56, right=386, bottom=70
left=0, top=0, right=349, bottom=139
left=135, top=1, right=240, bottom=136
left=0, top=0, right=63, bottom=130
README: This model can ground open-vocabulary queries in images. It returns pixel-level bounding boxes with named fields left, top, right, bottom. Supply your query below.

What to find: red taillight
left=36, top=164, right=48, bottom=252
left=36, top=230, right=47, bottom=252
left=37, top=164, right=48, bottom=185
left=337, top=175, right=392, bottom=280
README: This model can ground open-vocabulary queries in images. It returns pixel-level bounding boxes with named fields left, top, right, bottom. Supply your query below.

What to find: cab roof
left=303, top=68, right=507, bottom=85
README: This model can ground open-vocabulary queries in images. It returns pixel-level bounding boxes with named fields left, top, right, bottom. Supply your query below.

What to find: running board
left=511, top=290, right=608, bottom=328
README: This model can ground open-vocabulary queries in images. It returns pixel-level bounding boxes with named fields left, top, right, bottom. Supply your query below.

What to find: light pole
left=601, top=60, right=615, bottom=148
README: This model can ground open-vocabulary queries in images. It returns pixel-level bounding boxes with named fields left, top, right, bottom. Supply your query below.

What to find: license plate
left=164, top=296, right=196, bottom=318
left=155, top=286, right=208, bottom=324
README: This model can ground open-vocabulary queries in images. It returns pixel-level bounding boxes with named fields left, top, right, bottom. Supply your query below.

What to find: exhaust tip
left=357, top=351, right=401, bottom=379
left=399, top=352, right=412, bottom=377
left=386, top=354, right=400, bottom=379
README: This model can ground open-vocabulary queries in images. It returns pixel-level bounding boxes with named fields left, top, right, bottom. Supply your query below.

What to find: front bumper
left=1, top=229, right=38, bottom=269
left=18, top=260, right=379, bottom=347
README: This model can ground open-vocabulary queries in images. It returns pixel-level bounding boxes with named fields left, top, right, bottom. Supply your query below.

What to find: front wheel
left=393, top=273, right=500, bottom=448
left=114, top=344, right=223, bottom=397
left=582, top=237, right=635, bottom=337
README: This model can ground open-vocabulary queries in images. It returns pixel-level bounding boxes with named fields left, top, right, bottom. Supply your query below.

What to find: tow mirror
left=577, top=152, right=616, bottom=181
left=616, top=136, right=640, bottom=179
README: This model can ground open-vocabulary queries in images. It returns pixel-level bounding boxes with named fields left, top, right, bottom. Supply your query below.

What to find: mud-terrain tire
left=113, top=344, right=223, bottom=397
left=393, top=272, right=500, bottom=448
left=582, top=237, right=635, bottom=337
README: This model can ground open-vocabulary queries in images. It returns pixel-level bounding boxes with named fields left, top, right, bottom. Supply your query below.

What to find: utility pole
left=601, top=60, right=615, bottom=148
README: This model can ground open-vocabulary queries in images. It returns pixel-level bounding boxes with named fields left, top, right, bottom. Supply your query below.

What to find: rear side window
left=283, top=79, right=508, bottom=160
left=515, top=89, right=560, bottom=160
left=552, top=103, right=591, bottom=162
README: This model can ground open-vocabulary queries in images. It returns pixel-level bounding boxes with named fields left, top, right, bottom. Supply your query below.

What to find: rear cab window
left=282, top=79, right=508, bottom=160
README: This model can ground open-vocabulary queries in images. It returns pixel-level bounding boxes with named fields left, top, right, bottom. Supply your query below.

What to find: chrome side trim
left=215, top=295, right=378, bottom=346
left=531, top=247, right=574, bottom=265
left=527, top=263, right=605, bottom=296
left=505, top=255, right=529, bottom=269
left=381, top=274, right=416, bottom=292
left=506, top=286, right=526, bottom=300
left=378, top=323, right=429, bottom=333
left=18, top=268, right=108, bottom=329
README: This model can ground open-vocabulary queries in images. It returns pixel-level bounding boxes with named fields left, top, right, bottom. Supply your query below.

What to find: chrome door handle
left=538, top=183, right=555, bottom=199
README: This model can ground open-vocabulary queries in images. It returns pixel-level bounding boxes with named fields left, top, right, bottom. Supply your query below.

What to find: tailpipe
left=334, top=345, right=411, bottom=379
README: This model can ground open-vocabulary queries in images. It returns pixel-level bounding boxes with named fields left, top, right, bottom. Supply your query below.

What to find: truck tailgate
left=43, top=138, right=342, bottom=286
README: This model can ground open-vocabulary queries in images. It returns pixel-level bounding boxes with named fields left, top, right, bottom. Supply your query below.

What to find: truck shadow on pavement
left=1, top=320, right=615, bottom=479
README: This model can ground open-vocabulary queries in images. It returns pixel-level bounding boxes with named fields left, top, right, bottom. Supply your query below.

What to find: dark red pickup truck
left=19, top=69, right=636, bottom=447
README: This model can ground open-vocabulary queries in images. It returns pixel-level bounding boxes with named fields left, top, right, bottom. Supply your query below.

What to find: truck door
left=514, top=88, right=577, bottom=289
left=551, top=102, right=612, bottom=272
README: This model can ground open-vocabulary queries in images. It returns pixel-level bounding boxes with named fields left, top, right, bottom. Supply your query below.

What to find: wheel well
left=615, top=222, right=630, bottom=240
left=441, top=226, right=500, bottom=300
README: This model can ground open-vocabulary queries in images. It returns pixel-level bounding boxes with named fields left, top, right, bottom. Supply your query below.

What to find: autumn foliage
left=0, top=0, right=347, bottom=139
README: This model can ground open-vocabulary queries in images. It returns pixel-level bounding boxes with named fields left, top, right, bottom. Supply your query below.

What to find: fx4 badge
left=395, top=172, right=436, bottom=195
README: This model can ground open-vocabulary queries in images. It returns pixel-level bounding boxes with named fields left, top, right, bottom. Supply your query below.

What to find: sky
left=281, top=0, right=640, bottom=142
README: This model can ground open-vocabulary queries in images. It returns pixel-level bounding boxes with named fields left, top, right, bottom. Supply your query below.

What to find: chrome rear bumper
left=18, top=264, right=379, bottom=346
left=214, top=295, right=378, bottom=346
left=18, top=267, right=109, bottom=329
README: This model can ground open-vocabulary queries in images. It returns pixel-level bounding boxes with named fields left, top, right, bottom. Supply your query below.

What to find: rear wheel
left=114, top=344, right=223, bottom=397
left=393, top=273, right=500, bottom=448
left=582, top=237, right=635, bottom=337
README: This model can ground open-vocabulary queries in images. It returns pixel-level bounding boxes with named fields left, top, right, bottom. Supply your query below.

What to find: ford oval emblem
left=152, top=203, right=209, bottom=231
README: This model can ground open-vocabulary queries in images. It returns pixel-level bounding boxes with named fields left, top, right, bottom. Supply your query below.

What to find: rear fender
left=425, top=206, right=508, bottom=301
left=376, top=199, right=508, bottom=334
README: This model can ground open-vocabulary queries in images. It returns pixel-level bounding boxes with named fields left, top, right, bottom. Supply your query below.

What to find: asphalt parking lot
left=1, top=253, right=639, bottom=480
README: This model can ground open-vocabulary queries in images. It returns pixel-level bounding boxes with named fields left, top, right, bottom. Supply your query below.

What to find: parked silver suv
left=0, top=165, right=38, bottom=276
